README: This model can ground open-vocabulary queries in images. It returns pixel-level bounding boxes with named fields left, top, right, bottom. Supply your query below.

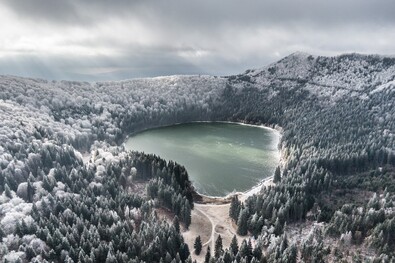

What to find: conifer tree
left=204, top=246, right=211, bottom=263
left=184, top=201, right=192, bottom=229
left=223, top=250, right=232, bottom=263
left=4, top=183, right=12, bottom=198
left=229, top=195, right=241, bottom=222
left=27, top=174, right=35, bottom=202
left=0, top=227, right=4, bottom=241
left=42, top=175, right=53, bottom=192
left=247, top=239, right=253, bottom=262
left=173, top=216, right=180, bottom=233
left=194, top=236, right=202, bottom=255
left=237, top=208, right=249, bottom=236
left=274, top=218, right=283, bottom=236
left=239, top=240, right=249, bottom=259
left=252, top=245, right=262, bottom=260
left=214, top=235, right=223, bottom=258
left=274, top=166, right=281, bottom=183
left=230, top=235, right=239, bottom=256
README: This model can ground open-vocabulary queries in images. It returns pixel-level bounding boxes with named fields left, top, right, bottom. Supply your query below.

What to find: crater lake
left=125, top=122, right=280, bottom=196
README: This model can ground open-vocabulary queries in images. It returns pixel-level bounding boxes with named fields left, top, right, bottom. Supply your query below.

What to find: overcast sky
left=0, top=0, right=394, bottom=81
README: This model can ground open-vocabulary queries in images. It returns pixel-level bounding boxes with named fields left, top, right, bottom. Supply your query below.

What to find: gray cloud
left=0, top=0, right=394, bottom=81
left=1, top=0, right=83, bottom=25
left=0, top=52, right=207, bottom=81
left=4, top=0, right=395, bottom=27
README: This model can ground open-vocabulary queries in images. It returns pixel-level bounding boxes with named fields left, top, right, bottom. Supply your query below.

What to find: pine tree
left=204, top=246, right=211, bottom=263
left=229, top=195, right=241, bottom=222
left=180, top=243, right=190, bottom=261
left=106, top=251, right=117, bottom=263
left=184, top=201, right=192, bottom=229
left=4, top=183, right=12, bottom=198
left=27, top=174, right=35, bottom=202
left=284, top=244, right=297, bottom=263
left=15, top=220, right=22, bottom=237
left=237, top=208, right=249, bottom=236
left=173, top=215, right=180, bottom=233
left=239, top=240, right=249, bottom=259
left=274, top=218, right=283, bottom=236
left=223, top=250, right=232, bottom=263
left=42, top=175, right=53, bottom=192
left=90, top=251, right=96, bottom=262
left=194, top=236, right=202, bottom=255
left=0, top=227, right=4, bottom=240
left=252, top=245, right=262, bottom=260
left=175, top=253, right=181, bottom=263
left=78, top=249, right=86, bottom=263
left=214, top=235, right=223, bottom=258
left=230, top=235, right=239, bottom=256
left=247, top=239, right=253, bottom=262
left=280, top=233, right=288, bottom=253
left=165, top=252, right=172, bottom=263
left=274, top=166, right=281, bottom=183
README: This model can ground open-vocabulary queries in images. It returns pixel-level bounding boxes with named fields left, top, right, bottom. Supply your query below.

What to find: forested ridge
left=221, top=53, right=395, bottom=262
left=0, top=52, right=394, bottom=262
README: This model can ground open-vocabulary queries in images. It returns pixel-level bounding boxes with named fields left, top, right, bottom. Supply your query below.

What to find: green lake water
left=125, top=122, right=280, bottom=196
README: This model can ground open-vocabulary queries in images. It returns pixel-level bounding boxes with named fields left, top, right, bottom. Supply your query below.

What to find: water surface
left=125, top=122, right=279, bottom=196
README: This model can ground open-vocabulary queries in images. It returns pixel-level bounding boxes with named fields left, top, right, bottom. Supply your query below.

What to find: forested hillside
left=221, top=53, right=395, bottom=262
left=0, top=53, right=394, bottom=262
left=0, top=75, right=224, bottom=262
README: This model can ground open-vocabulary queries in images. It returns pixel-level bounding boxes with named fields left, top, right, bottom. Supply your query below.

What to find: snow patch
left=370, top=79, right=395, bottom=94
left=3, top=250, right=25, bottom=262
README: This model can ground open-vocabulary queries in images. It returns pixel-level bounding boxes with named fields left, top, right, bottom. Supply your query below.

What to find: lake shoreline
left=123, top=120, right=282, bottom=145
left=125, top=120, right=284, bottom=201
left=192, top=175, right=275, bottom=204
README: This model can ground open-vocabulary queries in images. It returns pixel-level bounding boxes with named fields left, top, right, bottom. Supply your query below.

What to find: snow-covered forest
left=1, top=52, right=395, bottom=262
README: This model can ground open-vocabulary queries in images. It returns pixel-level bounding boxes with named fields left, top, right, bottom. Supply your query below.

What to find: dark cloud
left=1, top=0, right=83, bottom=25
left=3, top=0, right=395, bottom=28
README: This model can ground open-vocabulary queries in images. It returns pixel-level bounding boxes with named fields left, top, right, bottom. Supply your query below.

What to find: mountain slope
left=221, top=53, right=395, bottom=261
left=0, top=52, right=394, bottom=262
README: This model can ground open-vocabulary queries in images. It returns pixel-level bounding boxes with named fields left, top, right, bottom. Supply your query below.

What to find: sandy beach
left=180, top=177, right=275, bottom=262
